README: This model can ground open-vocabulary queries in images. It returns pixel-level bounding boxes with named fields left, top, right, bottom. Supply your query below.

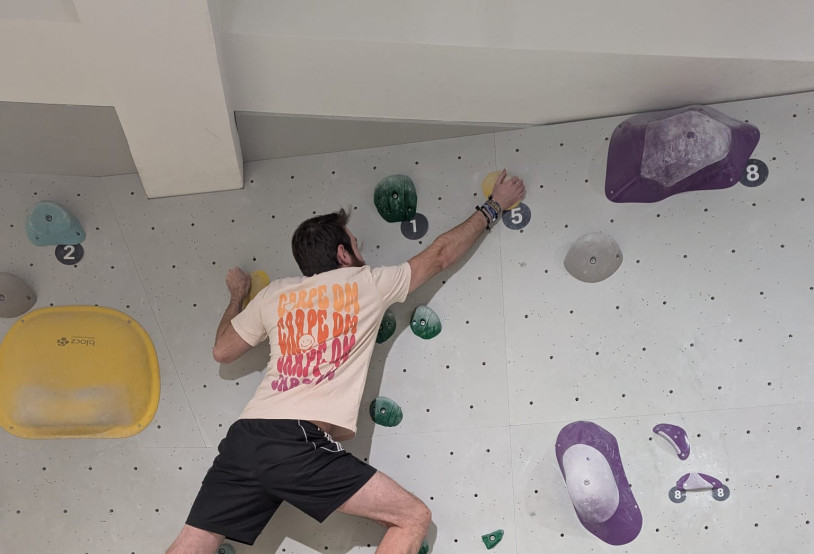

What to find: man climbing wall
left=166, top=170, right=526, bottom=554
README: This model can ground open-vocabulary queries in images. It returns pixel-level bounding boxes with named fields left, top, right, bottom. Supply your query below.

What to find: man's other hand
left=226, top=267, right=251, bottom=302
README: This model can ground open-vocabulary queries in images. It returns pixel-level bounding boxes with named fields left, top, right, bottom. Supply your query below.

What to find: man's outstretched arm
left=407, top=170, right=525, bottom=294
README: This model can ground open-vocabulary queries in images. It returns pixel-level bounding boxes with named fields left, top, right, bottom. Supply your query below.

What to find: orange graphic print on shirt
left=272, top=281, right=360, bottom=392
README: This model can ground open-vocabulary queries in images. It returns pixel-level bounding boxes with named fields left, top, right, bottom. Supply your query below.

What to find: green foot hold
left=369, top=396, right=403, bottom=427
left=374, top=175, right=418, bottom=223
left=377, top=308, right=397, bottom=344
left=410, top=305, right=441, bottom=339
left=217, top=544, right=235, bottom=554
left=26, top=201, right=85, bottom=246
left=417, top=539, right=429, bottom=554
left=481, top=529, right=504, bottom=550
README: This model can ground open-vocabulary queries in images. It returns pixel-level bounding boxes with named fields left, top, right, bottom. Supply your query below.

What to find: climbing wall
left=1, top=91, right=813, bottom=553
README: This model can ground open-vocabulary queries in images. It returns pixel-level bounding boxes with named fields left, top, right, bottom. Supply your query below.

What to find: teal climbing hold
left=481, top=529, right=504, bottom=550
left=217, top=544, right=235, bottom=554
left=410, top=305, right=441, bottom=339
left=417, top=539, right=429, bottom=554
left=377, top=308, right=397, bottom=343
left=26, top=201, right=85, bottom=246
left=369, top=396, right=403, bottom=427
left=374, top=175, right=418, bottom=223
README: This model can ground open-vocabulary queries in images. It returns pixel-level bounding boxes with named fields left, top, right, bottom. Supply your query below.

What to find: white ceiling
left=1, top=1, right=813, bottom=197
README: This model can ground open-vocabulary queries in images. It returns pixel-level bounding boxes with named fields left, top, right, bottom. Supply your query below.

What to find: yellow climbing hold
left=0, top=306, right=160, bottom=439
left=481, top=171, right=520, bottom=210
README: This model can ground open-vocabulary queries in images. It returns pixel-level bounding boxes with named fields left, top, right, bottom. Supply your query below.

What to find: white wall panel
left=2, top=92, right=813, bottom=552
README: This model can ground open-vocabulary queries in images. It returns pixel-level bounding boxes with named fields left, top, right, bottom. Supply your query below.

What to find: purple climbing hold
left=676, top=472, right=724, bottom=491
left=605, top=105, right=760, bottom=203
left=653, top=423, right=691, bottom=460
left=555, top=421, right=642, bottom=546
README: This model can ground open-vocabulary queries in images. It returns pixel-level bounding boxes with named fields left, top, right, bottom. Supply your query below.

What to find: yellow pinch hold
left=242, top=270, right=271, bottom=310
left=480, top=170, right=521, bottom=210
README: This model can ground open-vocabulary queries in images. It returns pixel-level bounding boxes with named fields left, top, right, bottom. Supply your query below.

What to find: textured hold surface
left=374, top=174, right=418, bottom=222
left=556, top=421, right=642, bottom=546
left=26, top=201, right=86, bottom=246
left=242, top=270, right=270, bottom=311
left=481, top=529, right=504, bottom=550
left=605, top=105, right=760, bottom=203
left=563, top=444, right=620, bottom=523
left=564, top=233, right=623, bottom=283
left=410, top=305, right=442, bottom=339
left=677, top=472, right=724, bottom=491
left=369, top=396, right=403, bottom=427
left=376, top=308, right=397, bottom=344
left=0, top=273, right=36, bottom=318
left=653, top=423, right=691, bottom=460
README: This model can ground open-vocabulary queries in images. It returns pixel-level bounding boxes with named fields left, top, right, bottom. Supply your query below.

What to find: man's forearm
left=214, top=297, right=242, bottom=348
left=434, top=209, right=490, bottom=270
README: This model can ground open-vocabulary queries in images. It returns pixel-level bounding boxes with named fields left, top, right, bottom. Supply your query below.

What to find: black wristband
left=475, top=206, right=491, bottom=229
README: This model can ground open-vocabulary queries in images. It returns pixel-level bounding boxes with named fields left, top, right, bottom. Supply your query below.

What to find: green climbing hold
left=26, top=201, right=85, bottom=246
left=374, top=174, right=418, bottom=223
left=217, top=544, right=235, bottom=554
left=481, top=529, right=504, bottom=550
left=410, top=305, right=441, bottom=340
left=377, top=308, right=397, bottom=344
left=369, top=396, right=403, bottom=427
left=417, top=539, right=430, bottom=554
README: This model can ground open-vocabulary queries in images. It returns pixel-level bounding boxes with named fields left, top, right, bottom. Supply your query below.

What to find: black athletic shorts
left=185, top=419, right=377, bottom=545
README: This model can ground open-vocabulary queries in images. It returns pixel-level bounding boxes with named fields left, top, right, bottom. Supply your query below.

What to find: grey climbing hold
left=26, top=201, right=85, bottom=246
left=377, top=308, right=396, bottom=344
left=410, top=305, right=441, bottom=339
left=0, top=273, right=37, bottom=318
left=564, top=233, right=623, bottom=283
left=481, top=529, right=504, bottom=549
left=374, top=175, right=418, bottom=222
left=369, top=396, right=403, bottom=427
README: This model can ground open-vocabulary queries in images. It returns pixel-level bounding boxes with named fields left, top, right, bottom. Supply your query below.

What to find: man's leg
left=337, top=471, right=431, bottom=554
left=166, top=524, right=224, bottom=554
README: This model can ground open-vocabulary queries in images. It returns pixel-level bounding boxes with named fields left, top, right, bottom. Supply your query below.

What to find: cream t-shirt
left=232, top=263, right=411, bottom=441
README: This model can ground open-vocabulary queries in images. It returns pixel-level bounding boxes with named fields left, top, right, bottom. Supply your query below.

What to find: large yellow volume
left=0, top=306, right=159, bottom=439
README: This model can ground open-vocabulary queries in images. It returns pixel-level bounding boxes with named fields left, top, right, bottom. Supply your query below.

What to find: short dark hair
left=291, top=208, right=352, bottom=276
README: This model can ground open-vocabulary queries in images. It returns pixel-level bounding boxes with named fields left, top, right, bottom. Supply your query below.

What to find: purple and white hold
left=653, top=423, right=691, bottom=460
left=605, top=105, right=760, bottom=203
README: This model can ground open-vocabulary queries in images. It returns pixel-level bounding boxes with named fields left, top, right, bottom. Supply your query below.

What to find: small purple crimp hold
left=676, top=473, right=724, bottom=491
left=653, top=423, right=691, bottom=460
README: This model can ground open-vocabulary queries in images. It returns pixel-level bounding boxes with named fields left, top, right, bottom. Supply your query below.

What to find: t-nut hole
left=392, top=192, right=399, bottom=199
left=590, top=256, right=597, bottom=264
left=45, top=214, right=53, bottom=222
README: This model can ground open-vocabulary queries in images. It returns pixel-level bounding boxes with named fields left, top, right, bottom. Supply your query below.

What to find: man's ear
left=337, top=244, right=351, bottom=267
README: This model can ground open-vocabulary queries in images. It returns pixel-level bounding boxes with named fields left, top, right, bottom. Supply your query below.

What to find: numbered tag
left=56, top=243, right=84, bottom=265
left=711, top=485, right=730, bottom=502
left=739, top=159, right=768, bottom=187
left=502, top=203, right=531, bottom=231
left=668, top=487, right=687, bottom=504
left=401, top=212, right=428, bottom=240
